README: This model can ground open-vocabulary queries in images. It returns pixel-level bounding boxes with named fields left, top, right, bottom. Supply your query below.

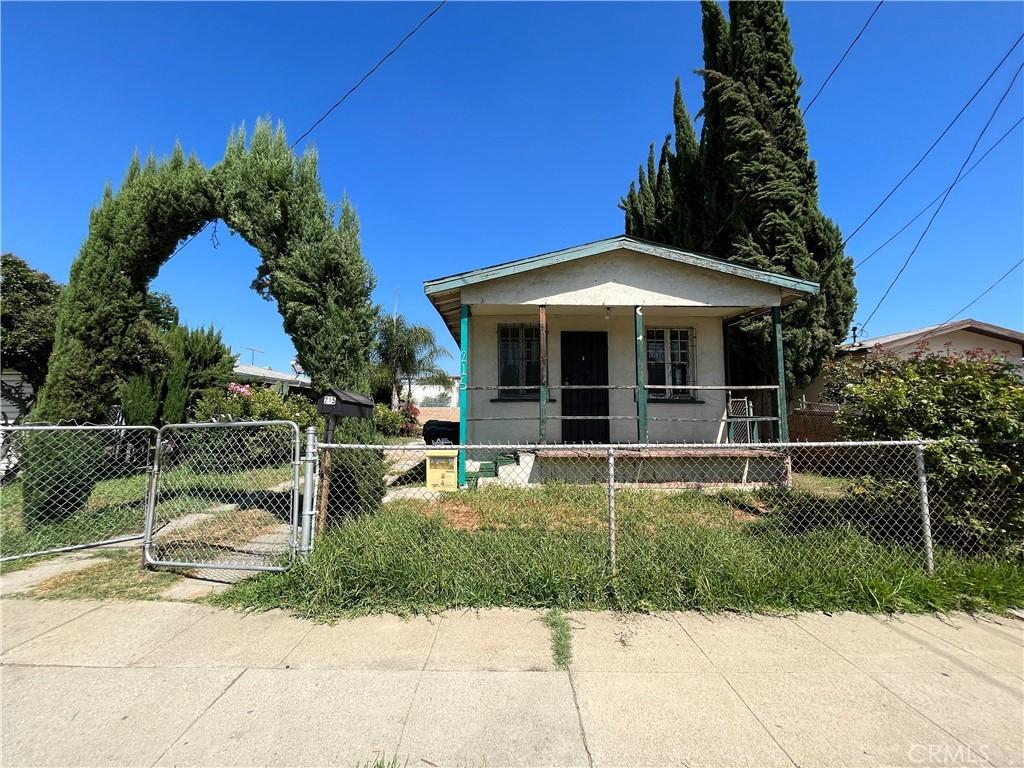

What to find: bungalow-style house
left=424, top=236, right=818, bottom=484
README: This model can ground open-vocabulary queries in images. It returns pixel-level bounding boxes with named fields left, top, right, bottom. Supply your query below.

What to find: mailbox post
left=314, top=388, right=374, bottom=532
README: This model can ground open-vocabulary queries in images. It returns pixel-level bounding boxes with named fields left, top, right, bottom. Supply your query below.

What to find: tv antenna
left=242, top=346, right=264, bottom=365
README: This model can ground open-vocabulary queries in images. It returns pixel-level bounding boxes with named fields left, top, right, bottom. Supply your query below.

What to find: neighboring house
left=406, top=376, right=459, bottom=407
left=798, top=318, right=1024, bottom=402
left=423, top=236, right=818, bottom=460
left=232, top=363, right=312, bottom=396
left=0, top=369, right=31, bottom=424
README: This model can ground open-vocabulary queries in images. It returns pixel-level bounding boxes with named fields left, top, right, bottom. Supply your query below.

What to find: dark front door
left=561, top=331, right=609, bottom=443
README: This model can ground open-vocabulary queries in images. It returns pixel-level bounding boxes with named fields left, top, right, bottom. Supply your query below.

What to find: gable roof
left=424, top=235, right=820, bottom=297
left=842, top=319, right=1024, bottom=353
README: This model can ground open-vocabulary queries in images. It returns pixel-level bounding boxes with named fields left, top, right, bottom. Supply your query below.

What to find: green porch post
left=772, top=306, right=789, bottom=442
left=635, top=306, right=647, bottom=442
left=458, top=304, right=470, bottom=486
left=538, top=305, right=548, bottom=444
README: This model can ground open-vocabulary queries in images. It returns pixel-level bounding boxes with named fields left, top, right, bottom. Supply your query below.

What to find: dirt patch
left=417, top=407, right=458, bottom=425
left=437, top=501, right=483, bottom=531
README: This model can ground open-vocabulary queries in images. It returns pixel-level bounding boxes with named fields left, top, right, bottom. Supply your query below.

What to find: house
left=798, top=318, right=1024, bottom=403
left=406, top=375, right=459, bottom=407
left=424, top=236, right=818, bottom=484
left=1, top=369, right=31, bottom=424
left=232, top=363, right=312, bottom=396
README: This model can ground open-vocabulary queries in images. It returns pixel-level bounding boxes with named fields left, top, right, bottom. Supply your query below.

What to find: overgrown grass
left=543, top=608, right=573, bottom=669
left=28, top=549, right=182, bottom=601
left=0, top=463, right=291, bottom=562
left=214, top=483, right=1024, bottom=619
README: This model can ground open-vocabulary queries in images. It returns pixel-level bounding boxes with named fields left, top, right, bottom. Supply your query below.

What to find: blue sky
left=3, top=1, right=1022, bottom=375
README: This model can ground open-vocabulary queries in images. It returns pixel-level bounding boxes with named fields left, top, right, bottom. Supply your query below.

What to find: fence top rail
left=159, top=419, right=300, bottom=433
left=0, top=424, right=158, bottom=433
left=318, top=439, right=933, bottom=450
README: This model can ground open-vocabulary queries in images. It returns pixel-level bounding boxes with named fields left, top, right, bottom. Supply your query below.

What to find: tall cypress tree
left=671, top=78, right=701, bottom=247
left=620, top=0, right=856, bottom=392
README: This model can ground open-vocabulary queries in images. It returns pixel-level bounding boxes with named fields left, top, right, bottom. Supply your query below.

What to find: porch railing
left=461, top=383, right=782, bottom=443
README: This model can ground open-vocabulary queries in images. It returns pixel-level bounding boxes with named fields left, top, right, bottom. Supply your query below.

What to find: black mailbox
left=316, top=388, right=374, bottom=420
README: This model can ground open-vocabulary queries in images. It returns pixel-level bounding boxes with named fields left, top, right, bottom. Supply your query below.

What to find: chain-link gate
left=0, top=425, right=158, bottom=563
left=143, top=420, right=301, bottom=573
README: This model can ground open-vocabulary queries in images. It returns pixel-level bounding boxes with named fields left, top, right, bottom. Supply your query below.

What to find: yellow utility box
left=425, top=449, right=460, bottom=491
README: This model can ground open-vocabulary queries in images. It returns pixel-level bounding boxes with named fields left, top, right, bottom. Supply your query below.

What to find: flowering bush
left=400, top=403, right=421, bottom=436
left=227, top=382, right=253, bottom=397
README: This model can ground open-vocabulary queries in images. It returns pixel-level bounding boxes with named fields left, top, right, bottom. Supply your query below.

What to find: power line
left=802, top=0, right=884, bottom=116
left=855, top=115, right=1024, bottom=269
left=843, top=32, right=1024, bottom=247
left=891, top=258, right=1024, bottom=353
left=289, top=0, right=447, bottom=150
left=166, top=1, right=447, bottom=263
left=701, top=0, right=883, bottom=251
left=858, top=62, right=1023, bottom=333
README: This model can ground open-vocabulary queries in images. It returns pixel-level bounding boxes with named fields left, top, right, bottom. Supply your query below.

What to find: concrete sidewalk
left=1, top=600, right=1021, bottom=767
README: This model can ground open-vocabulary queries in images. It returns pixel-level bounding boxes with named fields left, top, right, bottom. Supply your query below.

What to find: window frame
left=645, top=326, right=698, bottom=402
left=495, top=323, right=542, bottom=401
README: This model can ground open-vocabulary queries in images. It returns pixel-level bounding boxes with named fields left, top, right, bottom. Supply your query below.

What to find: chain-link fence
left=0, top=425, right=157, bottom=562
left=143, top=421, right=300, bottom=573
left=308, top=439, right=1021, bottom=598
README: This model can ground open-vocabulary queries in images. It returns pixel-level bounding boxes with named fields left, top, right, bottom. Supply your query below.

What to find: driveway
left=1, top=600, right=1021, bottom=767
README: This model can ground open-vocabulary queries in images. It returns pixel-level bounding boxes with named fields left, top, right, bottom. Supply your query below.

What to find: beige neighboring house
left=799, top=318, right=1024, bottom=403
left=232, top=363, right=312, bottom=396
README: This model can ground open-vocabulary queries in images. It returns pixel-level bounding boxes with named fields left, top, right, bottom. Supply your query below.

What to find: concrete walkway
left=1, top=600, right=1021, bottom=767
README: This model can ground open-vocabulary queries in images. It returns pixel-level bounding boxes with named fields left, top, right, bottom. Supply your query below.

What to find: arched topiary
left=34, top=120, right=376, bottom=424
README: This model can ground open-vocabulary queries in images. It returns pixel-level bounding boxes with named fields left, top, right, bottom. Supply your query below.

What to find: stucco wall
left=460, top=249, right=784, bottom=309
left=465, top=310, right=727, bottom=444
left=901, top=330, right=1023, bottom=362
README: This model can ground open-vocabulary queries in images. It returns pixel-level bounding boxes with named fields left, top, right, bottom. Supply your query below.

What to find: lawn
left=214, top=479, right=1024, bottom=619
left=1, top=463, right=294, bottom=563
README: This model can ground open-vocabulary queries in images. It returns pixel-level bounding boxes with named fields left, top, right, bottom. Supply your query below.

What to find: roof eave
left=423, top=235, right=820, bottom=297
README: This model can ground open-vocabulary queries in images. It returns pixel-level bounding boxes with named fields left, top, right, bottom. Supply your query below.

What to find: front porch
left=422, top=236, right=819, bottom=487
left=454, top=304, right=789, bottom=446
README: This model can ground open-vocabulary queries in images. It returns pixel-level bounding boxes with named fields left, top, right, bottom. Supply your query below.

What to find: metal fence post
left=607, top=446, right=616, bottom=574
left=915, top=442, right=935, bottom=575
left=299, top=426, right=317, bottom=555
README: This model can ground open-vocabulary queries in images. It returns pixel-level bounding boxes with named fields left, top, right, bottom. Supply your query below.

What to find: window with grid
left=497, top=324, right=541, bottom=399
left=646, top=327, right=695, bottom=400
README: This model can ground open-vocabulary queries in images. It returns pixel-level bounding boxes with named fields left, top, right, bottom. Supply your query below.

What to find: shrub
left=399, top=403, right=421, bottom=437
left=834, top=347, right=1024, bottom=557
left=21, top=431, right=105, bottom=526
left=187, top=384, right=324, bottom=472
left=373, top=404, right=403, bottom=437
left=192, top=384, right=323, bottom=433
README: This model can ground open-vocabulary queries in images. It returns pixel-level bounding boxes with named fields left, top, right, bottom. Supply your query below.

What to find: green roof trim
left=423, top=235, right=820, bottom=296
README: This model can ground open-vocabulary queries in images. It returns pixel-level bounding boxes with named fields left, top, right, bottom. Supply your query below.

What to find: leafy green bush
left=833, top=347, right=1024, bottom=557
left=322, top=447, right=387, bottom=526
left=192, top=384, right=323, bottom=433
left=186, top=384, right=322, bottom=472
left=372, top=404, right=403, bottom=437
left=21, top=431, right=105, bottom=526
